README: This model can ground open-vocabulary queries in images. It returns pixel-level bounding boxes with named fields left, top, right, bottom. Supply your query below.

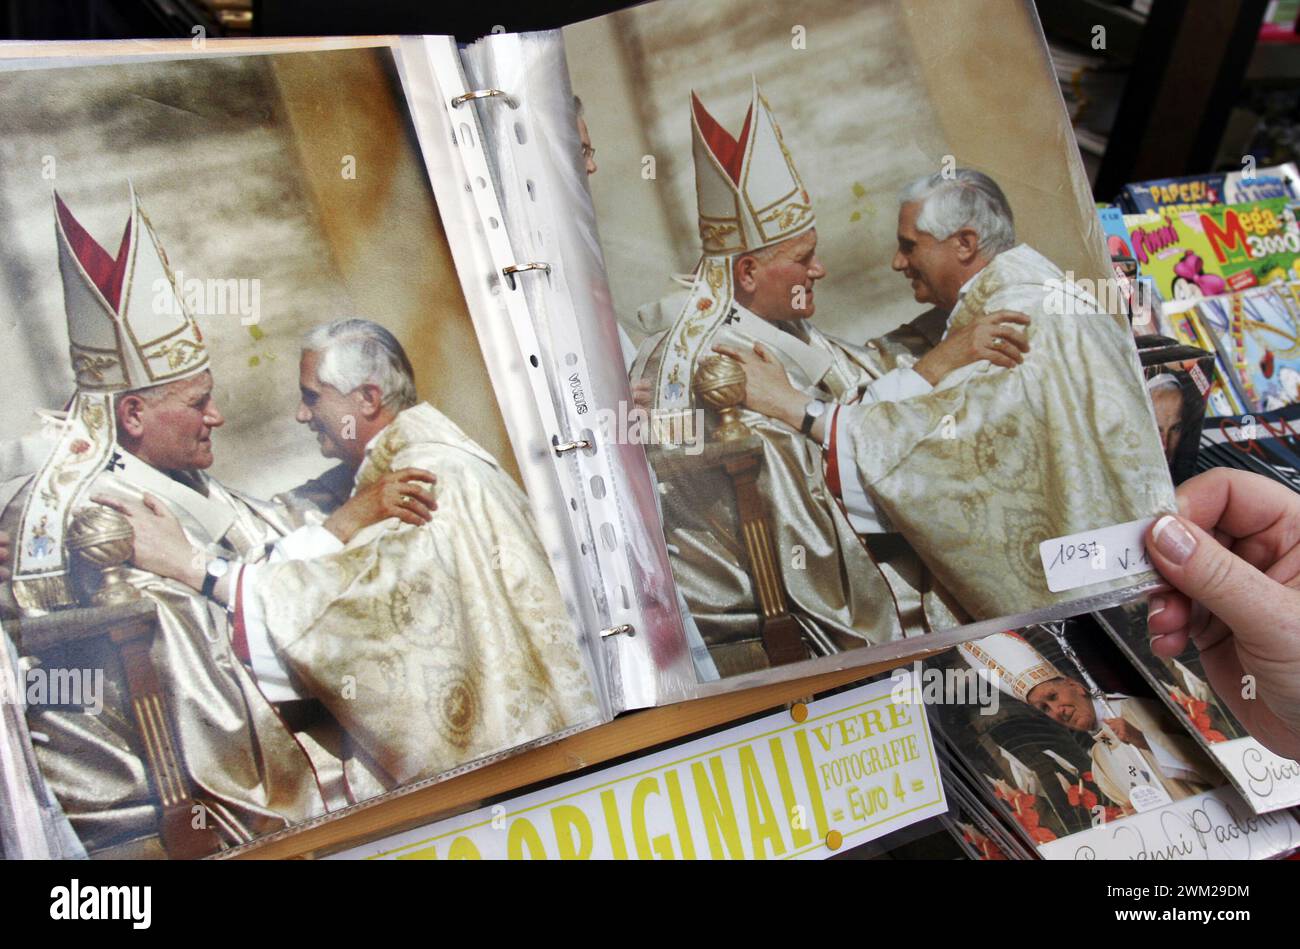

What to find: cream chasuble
left=634, top=308, right=960, bottom=667
left=836, top=244, right=1175, bottom=619
left=240, top=403, right=600, bottom=787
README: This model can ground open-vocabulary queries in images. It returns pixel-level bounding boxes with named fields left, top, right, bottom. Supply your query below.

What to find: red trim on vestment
left=231, top=568, right=251, bottom=664
left=825, top=406, right=842, bottom=499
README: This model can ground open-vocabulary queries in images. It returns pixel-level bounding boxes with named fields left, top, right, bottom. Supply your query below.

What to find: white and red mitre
left=690, top=79, right=814, bottom=258
left=55, top=182, right=208, bottom=394
left=13, top=185, right=207, bottom=613
left=648, top=82, right=815, bottom=421
left=958, top=632, right=1063, bottom=703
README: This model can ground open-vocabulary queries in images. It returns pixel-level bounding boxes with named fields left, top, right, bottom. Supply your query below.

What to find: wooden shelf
left=228, top=656, right=906, bottom=859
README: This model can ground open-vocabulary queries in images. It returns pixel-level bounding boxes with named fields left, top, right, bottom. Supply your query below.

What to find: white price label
left=1039, top=518, right=1156, bottom=593
left=1127, top=783, right=1174, bottom=813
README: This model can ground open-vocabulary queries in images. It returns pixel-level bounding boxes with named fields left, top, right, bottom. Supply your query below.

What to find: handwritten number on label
left=1048, top=540, right=1100, bottom=570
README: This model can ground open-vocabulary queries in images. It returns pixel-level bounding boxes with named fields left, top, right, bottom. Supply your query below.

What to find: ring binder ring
left=599, top=624, right=634, bottom=639
left=450, top=88, right=518, bottom=109
left=553, top=438, right=591, bottom=456
left=502, top=261, right=551, bottom=290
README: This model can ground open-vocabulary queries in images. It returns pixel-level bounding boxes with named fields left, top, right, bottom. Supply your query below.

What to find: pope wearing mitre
left=1, top=187, right=333, bottom=855
left=959, top=631, right=1217, bottom=812
left=630, top=82, right=962, bottom=674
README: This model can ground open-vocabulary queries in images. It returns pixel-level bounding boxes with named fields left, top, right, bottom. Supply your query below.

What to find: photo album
left=0, top=0, right=1185, bottom=859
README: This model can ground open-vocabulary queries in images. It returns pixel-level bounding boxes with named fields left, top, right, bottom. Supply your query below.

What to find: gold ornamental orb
left=66, top=504, right=133, bottom=565
left=693, top=355, right=751, bottom=442
left=693, top=354, right=746, bottom=410
left=66, top=505, right=139, bottom=606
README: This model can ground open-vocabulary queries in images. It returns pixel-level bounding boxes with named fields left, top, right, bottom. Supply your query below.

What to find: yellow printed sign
left=334, top=676, right=945, bottom=860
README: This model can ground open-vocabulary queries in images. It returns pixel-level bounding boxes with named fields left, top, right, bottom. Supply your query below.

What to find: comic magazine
left=1125, top=198, right=1300, bottom=303
left=1118, top=163, right=1300, bottom=214
left=1192, top=284, right=1300, bottom=413
left=1099, top=205, right=1134, bottom=260
left=1158, top=297, right=1248, bottom=417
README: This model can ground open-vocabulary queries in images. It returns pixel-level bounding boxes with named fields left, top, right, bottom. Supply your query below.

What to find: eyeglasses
left=580, top=144, right=597, bottom=161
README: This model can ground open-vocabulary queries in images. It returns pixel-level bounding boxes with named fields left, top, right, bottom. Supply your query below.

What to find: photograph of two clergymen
left=567, top=0, right=1175, bottom=680
left=0, top=0, right=1180, bottom=860
left=0, top=46, right=599, bottom=859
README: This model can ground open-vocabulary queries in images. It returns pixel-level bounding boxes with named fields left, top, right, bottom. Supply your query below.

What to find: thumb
left=1146, top=513, right=1297, bottom=648
left=753, top=342, right=773, bottom=363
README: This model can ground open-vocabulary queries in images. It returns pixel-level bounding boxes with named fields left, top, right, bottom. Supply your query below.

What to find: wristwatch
left=202, top=557, right=230, bottom=598
left=800, top=399, right=828, bottom=436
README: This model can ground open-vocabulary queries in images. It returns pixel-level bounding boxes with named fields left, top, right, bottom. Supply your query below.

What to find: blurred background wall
left=0, top=44, right=518, bottom=497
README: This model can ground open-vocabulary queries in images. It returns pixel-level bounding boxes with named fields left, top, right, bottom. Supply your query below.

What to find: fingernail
left=1147, top=595, right=1166, bottom=620
left=1151, top=515, right=1197, bottom=565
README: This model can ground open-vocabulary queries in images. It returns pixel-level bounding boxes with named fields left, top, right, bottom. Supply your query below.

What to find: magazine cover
left=1125, top=198, right=1300, bottom=303
left=565, top=0, right=1176, bottom=681
left=1134, top=336, right=1215, bottom=483
left=1099, top=205, right=1136, bottom=264
left=1118, top=163, right=1300, bottom=215
left=0, top=42, right=602, bottom=858
left=1097, top=602, right=1300, bottom=814
left=1200, top=404, right=1300, bottom=479
left=1192, top=284, right=1300, bottom=413
left=927, top=620, right=1300, bottom=859
left=1098, top=206, right=1146, bottom=329
left=1159, top=298, right=1248, bottom=417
